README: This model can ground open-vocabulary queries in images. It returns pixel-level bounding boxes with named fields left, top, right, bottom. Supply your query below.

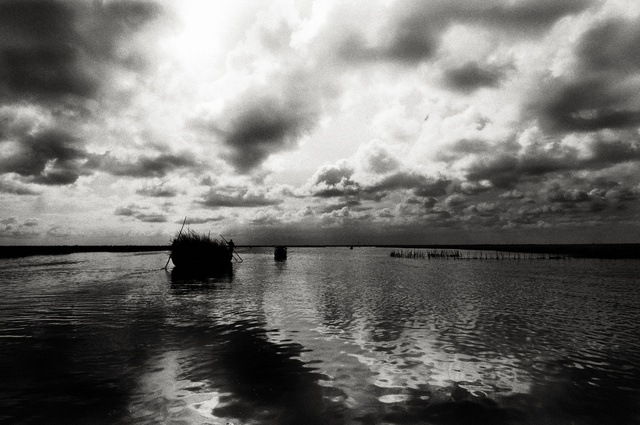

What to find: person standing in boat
left=228, top=239, right=235, bottom=253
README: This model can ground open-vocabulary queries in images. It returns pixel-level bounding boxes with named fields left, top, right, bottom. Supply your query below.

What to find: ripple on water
left=1, top=250, right=640, bottom=425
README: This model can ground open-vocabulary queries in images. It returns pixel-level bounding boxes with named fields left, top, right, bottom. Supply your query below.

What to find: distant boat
left=274, top=246, right=287, bottom=261
left=169, top=229, right=233, bottom=271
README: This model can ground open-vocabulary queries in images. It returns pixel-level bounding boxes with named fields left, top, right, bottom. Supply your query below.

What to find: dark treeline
left=0, top=246, right=168, bottom=259
left=1, top=244, right=639, bottom=259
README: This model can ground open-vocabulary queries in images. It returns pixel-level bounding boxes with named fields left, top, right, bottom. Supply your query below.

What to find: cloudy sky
left=1, top=0, right=640, bottom=246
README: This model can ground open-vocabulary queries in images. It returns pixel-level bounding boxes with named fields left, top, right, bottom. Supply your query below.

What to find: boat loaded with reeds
left=168, top=228, right=234, bottom=271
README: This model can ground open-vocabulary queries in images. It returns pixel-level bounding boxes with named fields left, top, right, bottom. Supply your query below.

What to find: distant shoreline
left=1, top=244, right=640, bottom=259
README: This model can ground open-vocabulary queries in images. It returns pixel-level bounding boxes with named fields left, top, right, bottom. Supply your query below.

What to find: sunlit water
left=0, top=248, right=639, bottom=425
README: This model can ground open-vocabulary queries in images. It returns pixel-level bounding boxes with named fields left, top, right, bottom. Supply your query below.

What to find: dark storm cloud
left=464, top=135, right=640, bottom=189
left=443, top=62, right=506, bottom=92
left=209, top=65, right=329, bottom=173
left=590, top=139, right=640, bottom=164
left=365, top=172, right=451, bottom=198
left=92, top=152, right=200, bottom=178
left=114, top=203, right=166, bottom=222
left=534, top=79, right=640, bottom=132
left=310, top=170, right=450, bottom=202
left=134, top=213, right=167, bottom=223
left=455, top=0, right=593, bottom=31
left=466, top=155, right=525, bottom=189
left=1, top=110, right=199, bottom=184
left=531, top=16, right=640, bottom=133
left=0, top=0, right=94, bottom=99
left=546, top=187, right=590, bottom=203
left=0, top=0, right=173, bottom=188
left=221, top=101, right=310, bottom=173
left=466, top=151, right=580, bottom=189
left=0, top=127, right=90, bottom=185
left=198, top=189, right=282, bottom=208
left=578, top=18, right=640, bottom=73
left=0, top=0, right=166, bottom=101
left=336, top=0, right=593, bottom=65
left=312, top=186, right=361, bottom=199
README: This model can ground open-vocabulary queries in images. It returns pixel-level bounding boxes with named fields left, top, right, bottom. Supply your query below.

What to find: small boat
left=274, top=246, right=287, bottom=261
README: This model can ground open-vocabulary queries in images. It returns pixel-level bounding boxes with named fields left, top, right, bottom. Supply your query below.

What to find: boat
left=169, top=229, right=233, bottom=271
left=274, top=246, right=287, bottom=261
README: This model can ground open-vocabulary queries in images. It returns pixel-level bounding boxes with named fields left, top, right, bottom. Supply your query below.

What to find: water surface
left=0, top=248, right=639, bottom=424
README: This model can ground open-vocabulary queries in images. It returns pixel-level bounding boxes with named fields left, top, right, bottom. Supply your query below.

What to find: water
left=0, top=248, right=639, bottom=425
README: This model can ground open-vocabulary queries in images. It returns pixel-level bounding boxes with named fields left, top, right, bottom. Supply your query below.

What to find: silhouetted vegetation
left=388, top=244, right=640, bottom=259
left=170, top=229, right=232, bottom=269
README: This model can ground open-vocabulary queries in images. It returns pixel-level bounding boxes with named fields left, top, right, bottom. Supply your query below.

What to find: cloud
left=0, top=177, right=39, bottom=195
left=307, top=161, right=361, bottom=198
left=93, top=151, right=200, bottom=178
left=134, top=213, right=167, bottom=223
left=181, top=216, right=224, bottom=225
left=312, top=161, right=354, bottom=186
left=219, top=90, right=319, bottom=173
left=114, top=204, right=139, bottom=217
left=443, top=61, right=507, bottom=92
left=528, top=15, right=640, bottom=134
left=0, top=126, right=91, bottom=185
left=0, top=216, right=40, bottom=239
left=114, top=203, right=166, bottom=222
left=365, top=172, right=451, bottom=198
left=0, top=0, right=96, bottom=100
left=533, top=78, right=640, bottom=132
left=198, top=189, right=282, bottom=208
left=590, top=138, right=640, bottom=165
left=250, top=210, right=281, bottom=226
left=0, top=217, right=18, bottom=225
left=0, top=0, right=167, bottom=102
left=330, top=0, right=593, bottom=65
left=194, top=5, right=341, bottom=174
left=136, top=183, right=179, bottom=198
left=357, top=142, right=401, bottom=174
left=464, top=134, right=640, bottom=189
left=336, top=19, right=436, bottom=64
left=546, top=187, right=591, bottom=203
left=0, top=0, right=174, bottom=188
left=453, top=180, right=493, bottom=195
left=500, top=189, right=525, bottom=199
left=577, top=17, right=640, bottom=74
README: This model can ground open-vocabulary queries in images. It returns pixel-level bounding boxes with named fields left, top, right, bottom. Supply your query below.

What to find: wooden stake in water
left=164, top=216, right=187, bottom=270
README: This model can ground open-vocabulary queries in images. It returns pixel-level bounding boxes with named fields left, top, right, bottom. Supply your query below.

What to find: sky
left=1, top=0, right=640, bottom=246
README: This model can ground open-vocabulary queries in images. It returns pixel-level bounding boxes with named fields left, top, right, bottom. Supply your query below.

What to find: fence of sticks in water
left=389, top=249, right=568, bottom=260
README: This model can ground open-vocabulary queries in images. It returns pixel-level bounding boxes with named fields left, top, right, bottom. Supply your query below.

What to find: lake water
left=0, top=247, right=639, bottom=425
